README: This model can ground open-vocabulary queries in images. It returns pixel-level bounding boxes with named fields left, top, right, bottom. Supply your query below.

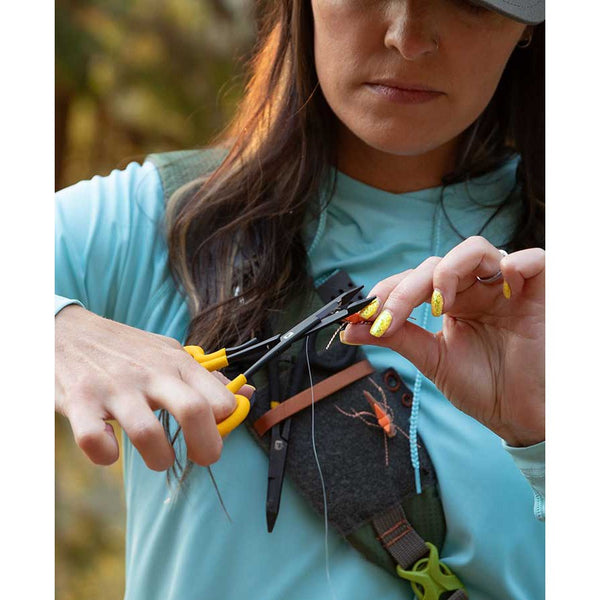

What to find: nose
left=384, top=1, right=439, bottom=60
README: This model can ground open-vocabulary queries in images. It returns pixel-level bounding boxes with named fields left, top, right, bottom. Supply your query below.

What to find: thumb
left=341, top=320, right=441, bottom=382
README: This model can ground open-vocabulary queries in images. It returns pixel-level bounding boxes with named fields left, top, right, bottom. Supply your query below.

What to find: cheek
left=313, top=2, right=368, bottom=98
left=449, top=38, right=516, bottom=126
left=315, top=25, right=392, bottom=154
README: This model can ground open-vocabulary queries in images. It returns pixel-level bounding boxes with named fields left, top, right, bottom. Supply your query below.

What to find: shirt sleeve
left=503, top=440, right=545, bottom=521
left=55, top=160, right=168, bottom=324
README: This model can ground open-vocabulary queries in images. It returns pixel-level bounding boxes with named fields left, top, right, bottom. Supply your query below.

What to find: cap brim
left=474, top=0, right=545, bottom=25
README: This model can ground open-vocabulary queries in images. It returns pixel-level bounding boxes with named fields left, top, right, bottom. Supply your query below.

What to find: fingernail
left=503, top=280, right=511, bottom=299
left=431, top=289, right=444, bottom=317
left=340, top=329, right=361, bottom=346
left=370, top=309, right=392, bottom=338
left=358, top=298, right=380, bottom=320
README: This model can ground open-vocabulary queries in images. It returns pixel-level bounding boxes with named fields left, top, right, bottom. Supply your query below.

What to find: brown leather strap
left=253, top=360, right=375, bottom=437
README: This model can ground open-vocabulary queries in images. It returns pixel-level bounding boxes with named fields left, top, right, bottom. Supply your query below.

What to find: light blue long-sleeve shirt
left=55, top=156, right=544, bottom=600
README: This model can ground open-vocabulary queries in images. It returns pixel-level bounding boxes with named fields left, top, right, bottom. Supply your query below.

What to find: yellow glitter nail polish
left=358, top=297, right=380, bottom=320
left=431, top=289, right=444, bottom=317
left=370, top=309, right=392, bottom=338
left=503, top=280, right=512, bottom=299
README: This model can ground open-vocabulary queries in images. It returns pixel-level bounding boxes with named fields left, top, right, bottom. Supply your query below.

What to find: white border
left=1, top=2, right=55, bottom=598
left=2, top=0, right=598, bottom=597
left=546, top=1, right=600, bottom=598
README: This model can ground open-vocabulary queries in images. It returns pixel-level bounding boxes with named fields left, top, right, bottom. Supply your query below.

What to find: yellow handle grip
left=217, top=375, right=250, bottom=437
left=184, top=345, right=229, bottom=371
left=184, top=345, right=207, bottom=361
left=184, top=348, right=251, bottom=436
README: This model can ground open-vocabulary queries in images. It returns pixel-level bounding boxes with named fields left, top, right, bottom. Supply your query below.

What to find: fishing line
left=305, top=340, right=338, bottom=600
left=207, top=465, right=232, bottom=523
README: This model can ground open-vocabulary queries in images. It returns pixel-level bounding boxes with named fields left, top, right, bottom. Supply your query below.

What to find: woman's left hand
left=341, top=236, right=545, bottom=447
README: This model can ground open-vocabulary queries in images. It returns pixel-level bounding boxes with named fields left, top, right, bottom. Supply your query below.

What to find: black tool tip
left=266, top=511, right=278, bottom=533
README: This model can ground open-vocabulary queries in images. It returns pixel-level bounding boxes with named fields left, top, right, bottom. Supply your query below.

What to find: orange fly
left=363, top=390, right=396, bottom=438
left=334, top=377, right=417, bottom=467
left=343, top=313, right=367, bottom=324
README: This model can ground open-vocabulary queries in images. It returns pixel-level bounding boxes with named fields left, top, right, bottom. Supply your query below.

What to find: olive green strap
left=372, top=502, right=429, bottom=569
left=146, top=148, right=227, bottom=202
left=373, top=504, right=467, bottom=599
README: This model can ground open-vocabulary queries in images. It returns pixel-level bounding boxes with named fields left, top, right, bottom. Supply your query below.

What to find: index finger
left=367, top=257, right=441, bottom=338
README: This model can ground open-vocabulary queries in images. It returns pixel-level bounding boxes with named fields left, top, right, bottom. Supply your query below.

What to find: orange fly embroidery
left=335, top=377, right=417, bottom=467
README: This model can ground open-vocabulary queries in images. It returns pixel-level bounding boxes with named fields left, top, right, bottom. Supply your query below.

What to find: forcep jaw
left=229, top=287, right=366, bottom=360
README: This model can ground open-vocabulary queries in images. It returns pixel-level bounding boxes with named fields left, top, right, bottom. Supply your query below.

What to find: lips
left=364, top=82, right=444, bottom=104
left=367, top=80, right=441, bottom=93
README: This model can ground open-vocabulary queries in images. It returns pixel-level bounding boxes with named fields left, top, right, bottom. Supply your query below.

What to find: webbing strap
left=373, top=504, right=468, bottom=599
left=147, top=148, right=227, bottom=202
left=372, top=503, right=428, bottom=569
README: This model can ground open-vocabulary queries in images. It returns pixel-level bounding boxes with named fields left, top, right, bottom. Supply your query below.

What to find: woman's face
left=311, top=0, right=527, bottom=158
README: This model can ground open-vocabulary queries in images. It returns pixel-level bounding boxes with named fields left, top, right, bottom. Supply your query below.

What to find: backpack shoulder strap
left=146, top=148, right=227, bottom=203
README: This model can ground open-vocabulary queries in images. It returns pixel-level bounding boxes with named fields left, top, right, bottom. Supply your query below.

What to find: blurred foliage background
left=56, top=1, right=256, bottom=597
left=56, top=0, right=257, bottom=190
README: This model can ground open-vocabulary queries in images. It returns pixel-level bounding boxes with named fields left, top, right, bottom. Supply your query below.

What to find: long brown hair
left=166, top=1, right=545, bottom=353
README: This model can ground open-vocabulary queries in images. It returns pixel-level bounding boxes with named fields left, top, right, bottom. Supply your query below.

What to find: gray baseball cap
left=474, top=0, right=545, bottom=25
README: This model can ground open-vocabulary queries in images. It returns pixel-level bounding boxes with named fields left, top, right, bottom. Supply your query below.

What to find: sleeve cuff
left=55, top=295, right=84, bottom=316
left=503, top=439, right=545, bottom=522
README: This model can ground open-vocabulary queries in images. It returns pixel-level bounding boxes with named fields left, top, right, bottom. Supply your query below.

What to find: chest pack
left=148, top=149, right=468, bottom=600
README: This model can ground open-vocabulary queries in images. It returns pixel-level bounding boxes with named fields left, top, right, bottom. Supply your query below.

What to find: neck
left=336, top=125, right=460, bottom=194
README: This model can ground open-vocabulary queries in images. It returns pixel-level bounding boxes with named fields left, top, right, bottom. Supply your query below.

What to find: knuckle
left=147, top=451, right=176, bottom=472
left=466, top=235, right=487, bottom=247
left=500, top=258, right=516, bottom=276
left=117, top=362, right=152, bottom=386
left=127, top=419, right=163, bottom=444
left=163, top=336, right=182, bottom=349
left=433, top=263, right=452, bottom=280
left=216, top=389, right=237, bottom=410
left=91, top=451, right=118, bottom=466
left=152, top=332, right=182, bottom=349
left=179, top=396, right=210, bottom=422
left=423, top=255, right=442, bottom=268
left=387, top=285, right=411, bottom=306
left=532, top=247, right=545, bottom=261
left=75, top=429, right=110, bottom=460
left=178, top=353, right=206, bottom=378
left=69, top=379, right=104, bottom=406
left=192, top=441, right=223, bottom=467
left=434, top=268, right=459, bottom=291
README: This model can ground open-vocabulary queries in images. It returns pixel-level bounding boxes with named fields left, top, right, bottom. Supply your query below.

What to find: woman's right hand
left=55, top=305, right=254, bottom=471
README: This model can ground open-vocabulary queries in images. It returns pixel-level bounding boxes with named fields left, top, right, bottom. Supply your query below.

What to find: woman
left=55, top=1, right=545, bottom=598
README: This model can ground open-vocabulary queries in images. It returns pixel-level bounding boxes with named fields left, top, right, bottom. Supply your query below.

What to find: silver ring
left=476, top=249, right=508, bottom=284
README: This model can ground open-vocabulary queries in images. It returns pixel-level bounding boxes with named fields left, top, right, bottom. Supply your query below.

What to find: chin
left=349, top=124, right=451, bottom=157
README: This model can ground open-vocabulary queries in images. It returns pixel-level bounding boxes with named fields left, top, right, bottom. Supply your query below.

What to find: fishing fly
left=335, top=377, right=415, bottom=468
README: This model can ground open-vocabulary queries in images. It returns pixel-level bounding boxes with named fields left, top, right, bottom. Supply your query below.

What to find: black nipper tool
left=264, top=286, right=375, bottom=531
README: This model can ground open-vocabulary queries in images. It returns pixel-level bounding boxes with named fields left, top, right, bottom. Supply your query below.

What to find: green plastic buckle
left=396, top=542, right=465, bottom=600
